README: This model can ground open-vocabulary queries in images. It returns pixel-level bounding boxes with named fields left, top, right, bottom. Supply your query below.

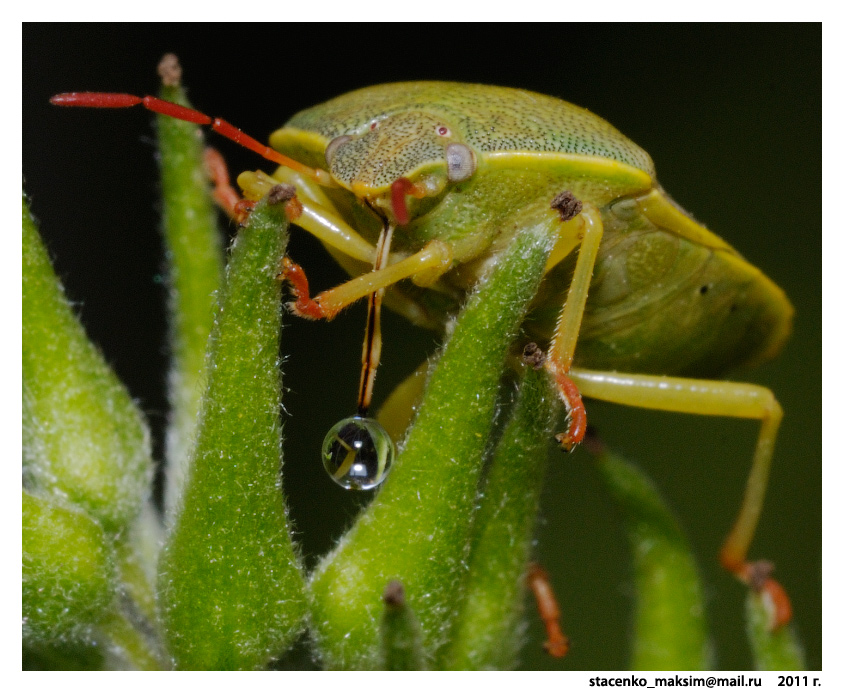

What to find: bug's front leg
left=203, top=147, right=251, bottom=221
left=280, top=240, right=454, bottom=321
left=239, top=169, right=378, bottom=264
left=241, top=167, right=418, bottom=320
left=204, top=149, right=300, bottom=225
left=569, top=367, right=792, bottom=629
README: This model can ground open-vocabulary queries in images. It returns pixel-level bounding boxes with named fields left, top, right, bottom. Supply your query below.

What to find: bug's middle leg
left=542, top=198, right=605, bottom=450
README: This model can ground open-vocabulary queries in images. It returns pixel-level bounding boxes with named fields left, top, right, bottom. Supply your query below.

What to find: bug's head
left=324, top=112, right=476, bottom=225
left=274, top=112, right=477, bottom=226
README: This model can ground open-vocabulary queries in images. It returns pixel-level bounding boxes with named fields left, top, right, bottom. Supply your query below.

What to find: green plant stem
left=309, top=216, right=555, bottom=669
left=443, top=364, right=561, bottom=669
left=746, top=592, right=805, bottom=670
left=114, top=515, right=159, bottom=627
left=22, top=490, right=116, bottom=645
left=380, top=581, right=426, bottom=670
left=157, top=193, right=306, bottom=670
left=157, top=81, right=225, bottom=517
left=22, top=193, right=154, bottom=532
left=98, top=608, right=166, bottom=671
left=591, top=442, right=710, bottom=670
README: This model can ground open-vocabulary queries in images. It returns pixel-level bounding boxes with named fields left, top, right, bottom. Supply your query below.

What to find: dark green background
left=23, top=24, right=820, bottom=670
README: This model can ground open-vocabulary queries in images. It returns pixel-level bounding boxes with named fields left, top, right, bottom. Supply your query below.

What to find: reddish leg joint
left=724, top=557, right=793, bottom=629
left=203, top=148, right=302, bottom=225
left=528, top=563, right=570, bottom=658
left=279, top=257, right=326, bottom=320
left=758, top=576, right=793, bottom=630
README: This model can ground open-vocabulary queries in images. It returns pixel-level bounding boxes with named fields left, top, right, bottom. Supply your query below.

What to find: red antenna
left=50, top=91, right=334, bottom=188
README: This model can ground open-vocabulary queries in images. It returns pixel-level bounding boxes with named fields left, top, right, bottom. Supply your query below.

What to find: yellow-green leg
left=238, top=169, right=456, bottom=320
left=543, top=201, right=605, bottom=449
left=281, top=240, right=453, bottom=320
left=569, top=367, right=792, bottom=628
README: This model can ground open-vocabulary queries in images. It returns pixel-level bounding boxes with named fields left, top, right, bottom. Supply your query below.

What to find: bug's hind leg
left=568, top=367, right=792, bottom=629
left=542, top=198, right=605, bottom=450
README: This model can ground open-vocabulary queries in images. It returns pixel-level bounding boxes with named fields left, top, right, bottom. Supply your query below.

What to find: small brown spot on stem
left=383, top=579, right=406, bottom=607
left=522, top=342, right=546, bottom=369
left=157, top=53, right=182, bottom=87
left=551, top=191, right=583, bottom=221
left=747, top=560, right=775, bottom=592
left=268, top=183, right=296, bottom=205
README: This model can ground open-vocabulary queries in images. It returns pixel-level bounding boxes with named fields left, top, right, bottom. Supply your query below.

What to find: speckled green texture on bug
left=269, top=82, right=791, bottom=379
left=284, top=82, right=655, bottom=176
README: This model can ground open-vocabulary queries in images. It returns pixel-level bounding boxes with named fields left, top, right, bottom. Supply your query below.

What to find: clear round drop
left=322, top=416, right=396, bottom=491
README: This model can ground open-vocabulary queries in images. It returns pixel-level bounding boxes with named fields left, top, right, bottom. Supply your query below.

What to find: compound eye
left=325, top=135, right=352, bottom=166
left=446, top=143, right=476, bottom=182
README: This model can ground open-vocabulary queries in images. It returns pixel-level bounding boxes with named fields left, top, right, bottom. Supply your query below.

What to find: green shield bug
left=51, top=78, right=795, bottom=631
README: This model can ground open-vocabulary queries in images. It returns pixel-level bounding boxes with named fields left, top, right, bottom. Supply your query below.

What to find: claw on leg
left=522, top=342, right=587, bottom=452
left=278, top=257, right=328, bottom=320
left=757, top=576, right=794, bottom=631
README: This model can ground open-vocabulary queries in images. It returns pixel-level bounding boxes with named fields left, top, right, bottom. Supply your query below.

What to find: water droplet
left=322, top=416, right=395, bottom=491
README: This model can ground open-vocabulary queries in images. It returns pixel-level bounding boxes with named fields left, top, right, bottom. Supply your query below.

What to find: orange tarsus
left=760, top=577, right=793, bottom=629
left=545, top=360, right=587, bottom=451
left=233, top=200, right=257, bottom=223
left=203, top=147, right=302, bottom=224
left=727, top=559, right=793, bottom=630
left=527, top=562, right=570, bottom=658
left=278, top=257, right=327, bottom=320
